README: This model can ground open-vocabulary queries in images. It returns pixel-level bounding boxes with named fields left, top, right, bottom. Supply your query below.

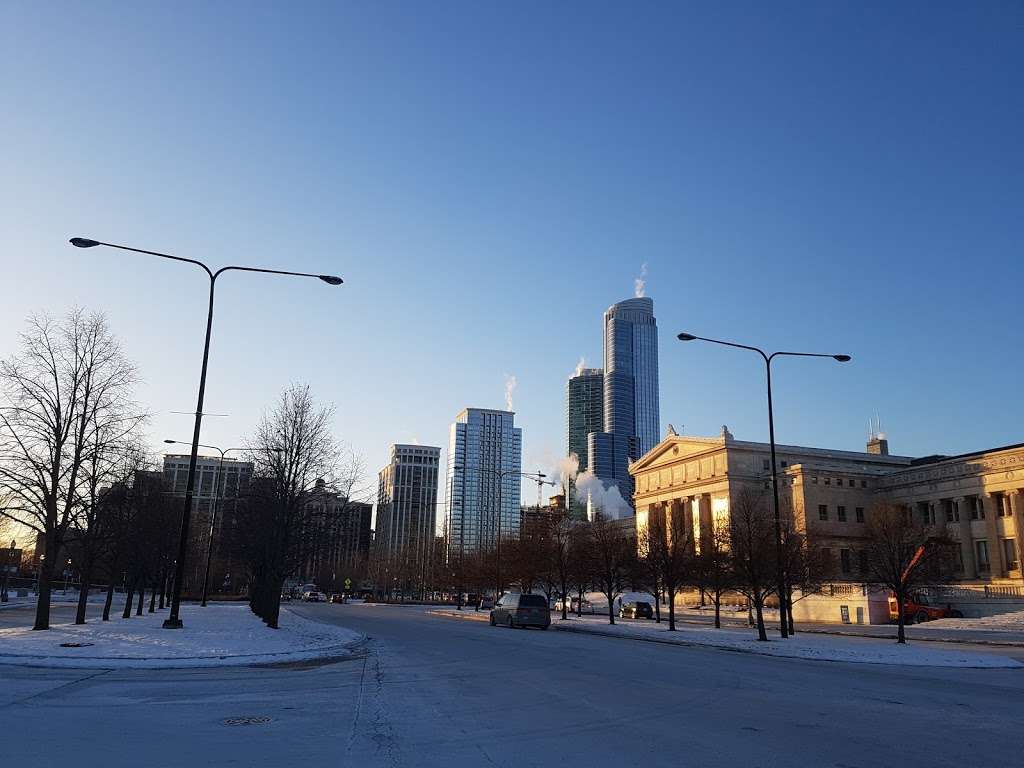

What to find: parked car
left=570, top=596, right=595, bottom=614
left=477, top=596, right=495, bottom=610
left=328, top=593, right=345, bottom=603
left=303, top=591, right=327, bottom=602
left=490, top=593, right=551, bottom=629
left=280, top=592, right=292, bottom=602
left=619, top=600, right=654, bottom=620
left=888, top=592, right=963, bottom=624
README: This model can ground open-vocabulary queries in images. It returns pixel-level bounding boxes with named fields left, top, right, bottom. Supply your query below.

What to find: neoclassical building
left=630, top=427, right=1024, bottom=588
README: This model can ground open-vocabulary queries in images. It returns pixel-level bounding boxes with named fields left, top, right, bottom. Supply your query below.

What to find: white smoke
left=504, top=373, right=517, bottom=411
left=634, top=262, right=648, bottom=298
left=571, top=356, right=586, bottom=378
left=556, top=453, right=580, bottom=487
left=575, top=469, right=632, bottom=521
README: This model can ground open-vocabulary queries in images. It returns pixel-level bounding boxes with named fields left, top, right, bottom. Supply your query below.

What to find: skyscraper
left=588, top=296, right=660, bottom=511
left=444, top=408, right=522, bottom=562
left=376, top=444, right=442, bottom=571
left=566, top=367, right=603, bottom=518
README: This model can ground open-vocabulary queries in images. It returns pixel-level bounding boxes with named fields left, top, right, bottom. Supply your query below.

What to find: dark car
left=490, top=593, right=551, bottom=630
left=619, top=600, right=654, bottom=620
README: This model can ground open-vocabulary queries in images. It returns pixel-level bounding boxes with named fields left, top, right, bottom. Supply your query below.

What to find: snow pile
left=925, top=610, right=1024, bottom=632
left=550, top=615, right=1022, bottom=668
left=0, top=603, right=361, bottom=669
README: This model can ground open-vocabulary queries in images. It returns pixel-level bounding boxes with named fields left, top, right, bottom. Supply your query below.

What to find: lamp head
left=318, top=275, right=343, bottom=286
left=70, top=238, right=100, bottom=248
left=833, top=354, right=852, bottom=363
left=677, top=332, right=697, bottom=342
left=163, top=439, right=176, bottom=444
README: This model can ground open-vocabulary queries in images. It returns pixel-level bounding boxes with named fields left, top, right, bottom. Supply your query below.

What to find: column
left=698, top=494, right=713, bottom=548
left=956, top=496, right=977, bottom=578
left=1009, top=491, right=1024, bottom=577
left=981, top=494, right=1005, bottom=578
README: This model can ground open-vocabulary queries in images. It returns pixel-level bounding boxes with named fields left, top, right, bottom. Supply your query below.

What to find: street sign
left=344, top=578, right=352, bottom=590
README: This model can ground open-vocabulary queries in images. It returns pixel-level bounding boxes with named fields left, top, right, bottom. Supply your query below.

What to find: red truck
left=888, top=592, right=963, bottom=624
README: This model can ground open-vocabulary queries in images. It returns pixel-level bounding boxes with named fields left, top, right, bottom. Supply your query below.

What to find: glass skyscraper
left=566, top=367, right=603, bottom=518
left=588, top=297, right=660, bottom=509
left=444, top=408, right=522, bottom=561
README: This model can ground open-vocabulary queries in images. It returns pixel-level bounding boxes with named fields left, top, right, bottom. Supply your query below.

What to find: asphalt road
left=2, top=602, right=1023, bottom=768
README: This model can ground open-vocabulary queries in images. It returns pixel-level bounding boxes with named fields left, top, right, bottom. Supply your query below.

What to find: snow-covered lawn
left=923, top=610, right=1024, bottom=632
left=550, top=614, right=1022, bottom=668
left=427, top=608, right=1021, bottom=668
left=0, top=603, right=362, bottom=669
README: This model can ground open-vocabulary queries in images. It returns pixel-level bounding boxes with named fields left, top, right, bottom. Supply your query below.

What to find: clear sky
left=3, top=2, right=1022, bottom=508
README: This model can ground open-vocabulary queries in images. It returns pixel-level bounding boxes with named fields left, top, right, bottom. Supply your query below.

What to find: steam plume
left=504, top=373, right=518, bottom=411
left=634, top=262, right=648, bottom=298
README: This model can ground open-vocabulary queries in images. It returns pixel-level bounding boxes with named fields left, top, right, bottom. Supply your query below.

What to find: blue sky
left=3, top=2, right=1022, bottom=505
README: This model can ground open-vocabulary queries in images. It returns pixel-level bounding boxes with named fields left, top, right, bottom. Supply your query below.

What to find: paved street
left=2, top=602, right=1023, bottom=767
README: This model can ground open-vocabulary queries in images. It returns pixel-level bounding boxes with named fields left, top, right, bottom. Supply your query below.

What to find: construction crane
left=524, top=470, right=557, bottom=511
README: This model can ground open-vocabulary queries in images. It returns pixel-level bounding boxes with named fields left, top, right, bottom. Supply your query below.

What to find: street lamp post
left=676, top=332, right=851, bottom=640
left=453, top=464, right=549, bottom=600
left=71, top=237, right=342, bottom=628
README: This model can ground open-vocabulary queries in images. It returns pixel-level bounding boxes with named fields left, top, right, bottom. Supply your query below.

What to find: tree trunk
left=122, top=579, right=135, bottom=619
left=896, top=586, right=907, bottom=644
left=33, top=549, right=58, bottom=631
left=576, top=586, right=584, bottom=617
left=264, top=576, right=285, bottom=629
left=103, top=580, right=115, bottom=621
left=75, top=568, right=91, bottom=624
left=754, top=596, right=768, bottom=641
left=560, top=579, right=568, bottom=621
left=136, top=583, right=144, bottom=615
left=148, top=581, right=157, bottom=613
left=606, top=594, right=615, bottom=625
left=653, top=587, right=662, bottom=623
left=699, top=587, right=706, bottom=607
left=786, top=586, right=795, bottom=635
left=667, top=588, right=676, bottom=631
left=714, top=594, right=721, bottom=629
left=158, top=570, right=166, bottom=609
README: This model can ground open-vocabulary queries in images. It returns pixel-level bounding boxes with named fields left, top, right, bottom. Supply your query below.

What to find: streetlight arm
left=678, top=333, right=769, bottom=363
left=215, top=265, right=343, bottom=284
left=72, top=239, right=213, bottom=278
left=768, top=351, right=850, bottom=363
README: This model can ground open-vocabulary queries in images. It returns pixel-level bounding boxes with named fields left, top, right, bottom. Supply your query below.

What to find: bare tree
left=729, top=487, right=778, bottom=642
left=567, top=523, right=593, bottom=617
left=237, top=384, right=348, bottom=628
left=695, top=518, right=735, bottom=629
left=779, top=522, right=830, bottom=635
left=641, top=505, right=695, bottom=631
left=864, top=500, right=957, bottom=644
left=0, top=310, right=141, bottom=630
left=548, top=510, right=575, bottom=620
left=589, top=512, right=634, bottom=625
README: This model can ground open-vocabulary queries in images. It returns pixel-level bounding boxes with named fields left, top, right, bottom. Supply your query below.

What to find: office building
left=588, top=297, right=660, bottom=510
left=566, top=367, right=603, bottom=518
left=444, top=408, right=522, bottom=561
left=376, top=444, right=442, bottom=569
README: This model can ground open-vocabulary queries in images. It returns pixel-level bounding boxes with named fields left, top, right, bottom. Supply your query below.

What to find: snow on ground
left=428, top=608, right=1021, bottom=667
left=925, top=610, right=1024, bottom=632
left=0, top=603, right=362, bottom=668
left=0, top=590, right=109, bottom=611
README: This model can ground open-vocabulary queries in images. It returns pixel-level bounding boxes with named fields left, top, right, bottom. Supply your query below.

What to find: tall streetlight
left=676, top=332, right=851, bottom=639
left=453, top=464, right=549, bottom=599
left=162, top=440, right=283, bottom=607
left=71, top=237, right=342, bottom=628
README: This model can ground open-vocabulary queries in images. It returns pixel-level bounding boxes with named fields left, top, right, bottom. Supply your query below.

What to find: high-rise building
left=566, top=367, right=603, bottom=518
left=162, top=453, right=253, bottom=593
left=297, top=479, right=373, bottom=593
left=588, top=297, right=660, bottom=511
left=444, top=408, right=522, bottom=561
left=375, top=444, right=442, bottom=570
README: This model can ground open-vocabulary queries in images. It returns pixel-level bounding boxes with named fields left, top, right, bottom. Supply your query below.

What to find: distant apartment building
left=445, top=408, right=522, bottom=561
left=566, top=367, right=603, bottom=518
left=588, top=297, right=660, bottom=513
left=376, top=444, right=442, bottom=569
left=162, top=454, right=253, bottom=594
left=296, top=479, right=372, bottom=593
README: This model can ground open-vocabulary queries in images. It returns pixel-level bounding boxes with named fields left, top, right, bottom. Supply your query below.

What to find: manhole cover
left=59, top=642, right=94, bottom=648
left=222, top=716, right=273, bottom=726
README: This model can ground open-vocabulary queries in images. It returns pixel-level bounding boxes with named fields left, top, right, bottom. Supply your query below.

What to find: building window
left=858, top=550, right=869, bottom=574
left=837, top=506, right=847, bottom=522
left=840, top=549, right=852, bottom=574
left=1003, top=539, right=1018, bottom=571
left=818, top=505, right=829, bottom=521
left=855, top=507, right=865, bottom=523
left=998, top=497, right=1009, bottom=517
left=763, top=459, right=770, bottom=471
left=812, top=477, right=818, bottom=485
left=976, top=540, right=990, bottom=572
left=837, top=478, right=843, bottom=487
left=824, top=478, right=831, bottom=486
left=861, top=480, right=867, bottom=488
left=781, top=460, right=788, bottom=468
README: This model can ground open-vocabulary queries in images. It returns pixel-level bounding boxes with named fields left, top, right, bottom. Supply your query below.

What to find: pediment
left=631, top=436, right=724, bottom=472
